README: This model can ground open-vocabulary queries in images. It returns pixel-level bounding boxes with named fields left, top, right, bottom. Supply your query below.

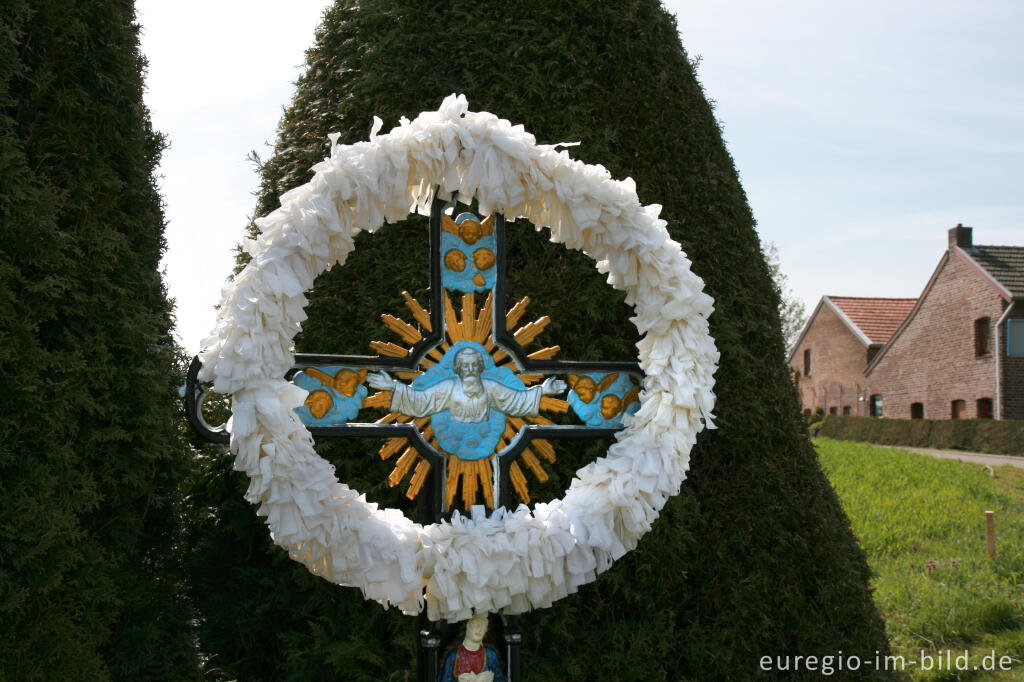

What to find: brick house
left=789, top=225, right=1024, bottom=420
left=790, top=296, right=916, bottom=416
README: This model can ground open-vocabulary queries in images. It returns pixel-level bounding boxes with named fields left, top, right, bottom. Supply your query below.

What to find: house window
left=975, top=317, right=991, bottom=356
left=910, top=403, right=924, bottom=419
left=951, top=399, right=967, bottom=420
left=842, top=406, right=851, bottom=415
left=977, top=398, right=993, bottom=419
left=803, top=349, right=812, bottom=376
left=803, top=409, right=811, bottom=419
left=869, top=394, right=883, bottom=418
left=1009, top=319, right=1024, bottom=357
left=829, top=407, right=838, bottom=416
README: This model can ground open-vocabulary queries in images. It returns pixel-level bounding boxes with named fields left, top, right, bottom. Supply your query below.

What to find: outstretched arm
left=366, top=371, right=395, bottom=391
left=540, top=377, right=567, bottom=396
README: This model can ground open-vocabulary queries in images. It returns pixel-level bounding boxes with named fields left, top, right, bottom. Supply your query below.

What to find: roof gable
left=828, top=296, right=917, bottom=345
left=786, top=295, right=916, bottom=365
left=969, top=245, right=1024, bottom=298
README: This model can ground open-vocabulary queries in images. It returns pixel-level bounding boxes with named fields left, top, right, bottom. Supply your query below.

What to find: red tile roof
left=828, top=296, right=917, bottom=344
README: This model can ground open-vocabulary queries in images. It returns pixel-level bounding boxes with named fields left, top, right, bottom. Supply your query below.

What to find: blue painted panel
left=567, top=372, right=640, bottom=428
left=414, top=341, right=522, bottom=460
left=441, top=213, right=496, bottom=293
left=292, top=366, right=368, bottom=426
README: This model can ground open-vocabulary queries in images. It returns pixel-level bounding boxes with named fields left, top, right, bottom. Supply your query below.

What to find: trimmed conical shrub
left=0, top=2, right=198, bottom=678
left=185, top=1, right=892, bottom=679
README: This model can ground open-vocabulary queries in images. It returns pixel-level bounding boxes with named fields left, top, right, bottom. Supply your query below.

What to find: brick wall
left=1001, top=307, right=1024, bottom=420
left=791, top=302, right=869, bottom=416
left=867, top=250, right=1003, bottom=420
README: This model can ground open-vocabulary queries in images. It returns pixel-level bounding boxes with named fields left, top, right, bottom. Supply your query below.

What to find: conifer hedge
left=818, top=415, right=1024, bottom=456
left=186, top=1, right=894, bottom=679
left=0, top=2, right=197, bottom=678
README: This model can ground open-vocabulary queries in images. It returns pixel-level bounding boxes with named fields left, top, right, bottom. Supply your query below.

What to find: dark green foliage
left=818, top=415, right=1024, bottom=456
left=189, top=1, right=892, bottom=679
left=0, top=2, right=197, bottom=678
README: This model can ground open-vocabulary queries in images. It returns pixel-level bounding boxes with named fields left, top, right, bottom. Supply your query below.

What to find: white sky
left=137, top=0, right=1024, bottom=354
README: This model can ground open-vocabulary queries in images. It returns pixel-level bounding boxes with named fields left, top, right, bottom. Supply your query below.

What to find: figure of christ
left=367, top=347, right=566, bottom=423
left=439, top=614, right=506, bottom=682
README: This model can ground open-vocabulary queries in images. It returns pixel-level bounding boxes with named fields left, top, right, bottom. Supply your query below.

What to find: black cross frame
left=184, top=191, right=641, bottom=682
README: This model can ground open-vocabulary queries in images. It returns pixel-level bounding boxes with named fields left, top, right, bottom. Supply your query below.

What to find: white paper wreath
left=199, top=95, right=718, bottom=621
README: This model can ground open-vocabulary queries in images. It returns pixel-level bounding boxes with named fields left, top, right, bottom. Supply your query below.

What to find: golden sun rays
left=368, top=289, right=569, bottom=510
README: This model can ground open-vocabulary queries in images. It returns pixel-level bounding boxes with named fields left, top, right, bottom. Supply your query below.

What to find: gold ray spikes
left=493, top=421, right=553, bottom=505
left=461, top=293, right=476, bottom=341
left=462, top=460, right=478, bottom=507
left=381, top=314, right=422, bottom=345
left=506, top=297, right=530, bottom=330
left=363, top=391, right=392, bottom=409
left=508, top=413, right=556, bottom=429
left=514, top=316, right=550, bottom=347
left=434, top=290, right=497, bottom=349
left=540, top=396, right=570, bottom=413
left=527, top=345, right=560, bottom=360
left=480, top=458, right=495, bottom=508
left=406, top=459, right=431, bottom=500
left=531, top=438, right=556, bottom=463
left=402, top=291, right=432, bottom=331
left=388, top=447, right=418, bottom=487
left=475, top=292, right=494, bottom=342
left=494, top=308, right=557, bottom=369
left=443, top=292, right=463, bottom=342
left=520, top=448, right=549, bottom=483
left=364, top=288, right=575, bottom=511
left=509, top=462, right=530, bottom=504
left=370, top=341, right=409, bottom=357
left=494, top=359, right=545, bottom=386
left=446, top=457, right=463, bottom=508
left=491, top=344, right=508, bottom=364
left=443, top=457, right=496, bottom=510
left=379, top=437, right=406, bottom=461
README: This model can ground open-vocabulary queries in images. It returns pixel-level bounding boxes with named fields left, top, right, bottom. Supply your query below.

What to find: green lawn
left=817, top=438, right=1024, bottom=681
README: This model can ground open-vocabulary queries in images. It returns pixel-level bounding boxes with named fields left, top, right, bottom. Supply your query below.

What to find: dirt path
left=885, top=445, right=1024, bottom=469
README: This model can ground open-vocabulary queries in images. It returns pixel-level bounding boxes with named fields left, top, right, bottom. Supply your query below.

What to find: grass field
left=816, top=438, right=1024, bottom=681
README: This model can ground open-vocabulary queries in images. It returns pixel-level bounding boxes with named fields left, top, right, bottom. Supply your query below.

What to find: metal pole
left=503, top=614, right=521, bottom=682
left=986, top=510, right=996, bottom=559
left=419, top=613, right=441, bottom=682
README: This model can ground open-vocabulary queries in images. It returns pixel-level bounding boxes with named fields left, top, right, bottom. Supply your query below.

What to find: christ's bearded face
left=454, top=348, right=484, bottom=378
left=454, top=348, right=485, bottom=398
